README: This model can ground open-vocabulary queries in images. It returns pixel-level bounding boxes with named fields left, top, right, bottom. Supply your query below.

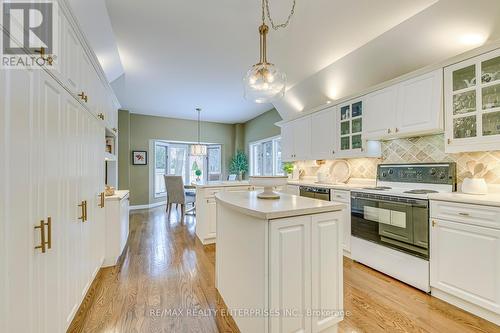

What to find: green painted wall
left=243, top=108, right=282, bottom=153
left=117, top=108, right=282, bottom=206
left=117, top=110, right=130, bottom=190
left=125, top=113, right=235, bottom=206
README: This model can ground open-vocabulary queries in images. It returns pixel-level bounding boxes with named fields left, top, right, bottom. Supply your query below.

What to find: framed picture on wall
left=132, top=151, right=148, bottom=165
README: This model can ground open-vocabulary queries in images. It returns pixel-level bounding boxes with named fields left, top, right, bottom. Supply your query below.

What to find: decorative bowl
left=249, top=176, right=288, bottom=199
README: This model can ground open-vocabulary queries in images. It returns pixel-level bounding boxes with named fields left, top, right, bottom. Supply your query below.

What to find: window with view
left=249, top=136, right=283, bottom=176
left=154, top=141, right=222, bottom=197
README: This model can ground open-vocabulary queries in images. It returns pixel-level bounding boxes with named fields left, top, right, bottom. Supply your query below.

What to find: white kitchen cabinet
left=396, top=69, right=443, bottom=135
left=336, top=98, right=380, bottom=158
left=364, top=69, right=443, bottom=140
left=270, top=216, right=312, bottom=333
left=311, top=107, right=336, bottom=160
left=1, top=1, right=118, bottom=332
left=311, top=213, right=343, bottom=332
left=280, top=116, right=312, bottom=161
left=364, top=86, right=398, bottom=139
left=195, top=183, right=254, bottom=244
left=280, top=122, right=294, bottom=161
left=104, top=191, right=130, bottom=267
left=430, top=218, right=500, bottom=322
left=207, top=198, right=217, bottom=237
left=331, top=190, right=351, bottom=254
left=444, top=48, right=500, bottom=153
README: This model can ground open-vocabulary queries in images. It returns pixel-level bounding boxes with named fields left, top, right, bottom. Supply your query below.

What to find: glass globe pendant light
left=244, top=0, right=295, bottom=103
left=190, top=108, right=207, bottom=156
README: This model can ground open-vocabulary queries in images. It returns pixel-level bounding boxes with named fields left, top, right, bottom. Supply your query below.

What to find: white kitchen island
left=215, top=191, right=346, bottom=333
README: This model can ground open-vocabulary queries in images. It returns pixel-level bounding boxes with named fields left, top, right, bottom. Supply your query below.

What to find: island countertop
left=194, top=180, right=250, bottom=189
left=215, top=191, right=346, bottom=220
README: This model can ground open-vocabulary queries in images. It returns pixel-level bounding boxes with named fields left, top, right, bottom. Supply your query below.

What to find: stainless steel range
left=350, top=163, right=456, bottom=292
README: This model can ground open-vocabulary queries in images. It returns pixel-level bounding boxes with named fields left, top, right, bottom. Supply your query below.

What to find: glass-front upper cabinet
left=336, top=98, right=364, bottom=157
left=445, top=48, right=500, bottom=153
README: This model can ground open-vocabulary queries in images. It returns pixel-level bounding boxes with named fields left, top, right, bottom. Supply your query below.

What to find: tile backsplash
left=382, top=134, right=500, bottom=184
left=296, top=134, right=500, bottom=184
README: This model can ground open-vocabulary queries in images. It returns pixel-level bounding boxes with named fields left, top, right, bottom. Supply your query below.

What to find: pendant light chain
left=263, top=0, right=296, bottom=30
left=197, top=108, right=201, bottom=144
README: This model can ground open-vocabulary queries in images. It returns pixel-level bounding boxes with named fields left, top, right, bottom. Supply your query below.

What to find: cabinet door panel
left=311, top=213, right=343, bottom=332
left=364, top=86, right=397, bottom=139
left=270, top=216, right=311, bottom=333
left=39, top=71, right=65, bottom=333
left=1, top=68, right=39, bottom=333
left=311, top=108, right=336, bottom=160
left=280, top=123, right=294, bottom=161
left=64, top=20, right=81, bottom=94
left=293, top=117, right=311, bottom=161
left=430, top=219, right=500, bottom=314
left=397, top=70, right=443, bottom=135
left=208, top=199, right=217, bottom=236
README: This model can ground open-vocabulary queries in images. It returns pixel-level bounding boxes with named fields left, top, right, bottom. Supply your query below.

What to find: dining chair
left=164, top=175, right=196, bottom=222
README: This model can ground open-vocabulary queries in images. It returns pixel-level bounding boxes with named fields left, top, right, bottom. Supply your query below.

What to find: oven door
left=351, top=192, right=429, bottom=259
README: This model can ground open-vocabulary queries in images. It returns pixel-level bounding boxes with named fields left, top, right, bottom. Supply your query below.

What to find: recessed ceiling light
left=326, top=100, right=332, bottom=104
left=459, top=33, right=487, bottom=46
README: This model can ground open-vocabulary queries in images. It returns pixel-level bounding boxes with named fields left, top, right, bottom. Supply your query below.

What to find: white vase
left=461, top=178, right=488, bottom=195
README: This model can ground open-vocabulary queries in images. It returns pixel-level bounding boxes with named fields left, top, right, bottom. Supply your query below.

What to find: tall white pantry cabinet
left=0, top=1, right=118, bottom=332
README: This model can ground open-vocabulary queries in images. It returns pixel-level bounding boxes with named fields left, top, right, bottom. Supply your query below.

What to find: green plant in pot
left=283, top=162, right=294, bottom=178
left=192, top=161, right=202, bottom=181
left=229, top=150, right=249, bottom=181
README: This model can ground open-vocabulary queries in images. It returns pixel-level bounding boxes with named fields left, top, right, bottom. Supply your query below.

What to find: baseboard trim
left=130, top=201, right=166, bottom=210
left=431, top=288, right=500, bottom=326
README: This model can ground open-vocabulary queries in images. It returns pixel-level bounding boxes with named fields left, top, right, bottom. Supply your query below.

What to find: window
left=154, top=141, right=222, bottom=197
left=249, top=136, right=283, bottom=176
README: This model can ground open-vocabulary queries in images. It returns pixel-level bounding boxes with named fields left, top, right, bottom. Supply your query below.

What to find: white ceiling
left=67, top=0, right=124, bottom=82
left=102, top=0, right=439, bottom=123
left=274, top=0, right=500, bottom=121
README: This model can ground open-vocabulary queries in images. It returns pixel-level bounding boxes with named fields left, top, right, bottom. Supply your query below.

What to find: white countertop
left=429, top=192, right=500, bottom=207
left=215, top=191, right=346, bottom=220
left=287, top=178, right=376, bottom=191
left=195, top=181, right=250, bottom=189
left=104, top=190, right=129, bottom=201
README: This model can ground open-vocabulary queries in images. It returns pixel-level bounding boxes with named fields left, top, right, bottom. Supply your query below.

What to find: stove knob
left=382, top=172, right=387, bottom=178
left=430, top=168, right=437, bottom=176
left=389, top=169, right=394, bottom=175
left=439, top=172, right=446, bottom=179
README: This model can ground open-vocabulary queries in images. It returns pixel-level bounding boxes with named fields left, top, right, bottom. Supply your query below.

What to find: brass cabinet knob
left=387, top=128, right=392, bottom=134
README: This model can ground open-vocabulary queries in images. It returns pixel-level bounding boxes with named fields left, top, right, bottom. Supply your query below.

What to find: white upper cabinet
left=281, top=117, right=312, bottom=161
left=364, top=86, right=398, bottom=139
left=294, top=116, right=312, bottom=161
left=311, top=107, right=336, bottom=160
left=444, top=48, right=500, bottom=153
left=397, top=69, right=443, bottom=135
left=280, top=122, right=295, bottom=161
left=364, top=69, right=443, bottom=140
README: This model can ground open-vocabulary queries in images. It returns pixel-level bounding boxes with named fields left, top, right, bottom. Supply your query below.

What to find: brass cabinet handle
left=84, top=200, right=88, bottom=221
left=432, top=220, right=437, bottom=227
left=387, top=128, right=392, bottom=134
left=77, top=92, right=88, bottom=103
left=395, top=128, right=399, bottom=133
left=98, top=113, right=105, bottom=120
left=447, top=138, right=451, bottom=144
left=78, top=201, right=86, bottom=221
left=45, top=217, right=52, bottom=250
left=34, top=47, right=53, bottom=66
left=34, top=220, right=46, bottom=253
left=112, top=128, right=117, bottom=133
left=99, top=192, right=105, bottom=208
left=458, top=212, right=470, bottom=217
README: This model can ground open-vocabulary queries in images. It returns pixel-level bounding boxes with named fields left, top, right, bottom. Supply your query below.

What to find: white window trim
left=249, top=135, right=282, bottom=176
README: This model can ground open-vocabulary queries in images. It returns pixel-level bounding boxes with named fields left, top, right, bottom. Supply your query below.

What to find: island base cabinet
left=430, top=218, right=500, bottom=324
left=270, top=212, right=344, bottom=333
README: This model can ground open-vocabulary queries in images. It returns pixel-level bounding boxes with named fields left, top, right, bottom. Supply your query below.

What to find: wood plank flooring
left=70, top=206, right=500, bottom=333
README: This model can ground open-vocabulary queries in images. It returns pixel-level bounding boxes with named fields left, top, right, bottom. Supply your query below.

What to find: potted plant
left=229, top=150, right=249, bottom=181
left=283, top=162, right=294, bottom=179
left=192, top=161, right=202, bottom=181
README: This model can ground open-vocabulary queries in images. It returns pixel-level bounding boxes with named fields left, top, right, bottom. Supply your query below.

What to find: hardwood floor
left=70, top=206, right=500, bottom=333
